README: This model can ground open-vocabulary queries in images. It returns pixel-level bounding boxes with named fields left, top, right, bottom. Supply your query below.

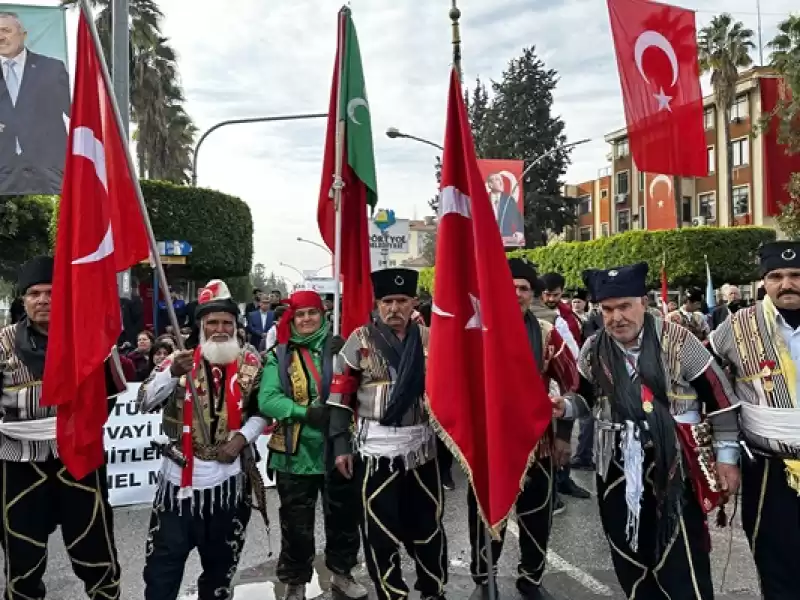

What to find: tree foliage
left=418, top=227, right=774, bottom=292
left=768, top=13, right=800, bottom=156
left=61, top=0, right=197, bottom=184
left=0, top=196, right=56, bottom=281
left=465, top=48, right=575, bottom=246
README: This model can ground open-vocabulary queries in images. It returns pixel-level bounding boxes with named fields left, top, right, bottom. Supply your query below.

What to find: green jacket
left=258, top=324, right=328, bottom=475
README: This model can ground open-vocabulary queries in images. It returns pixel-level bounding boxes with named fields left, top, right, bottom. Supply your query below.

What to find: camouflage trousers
left=275, top=469, right=361, bottom=585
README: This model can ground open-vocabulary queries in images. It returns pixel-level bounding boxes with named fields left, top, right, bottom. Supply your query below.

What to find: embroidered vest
left=160, top=348, right=261, bottom=446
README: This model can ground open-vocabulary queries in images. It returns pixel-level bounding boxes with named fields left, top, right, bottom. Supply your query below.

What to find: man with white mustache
left=138, top=279, right=267, bottom=600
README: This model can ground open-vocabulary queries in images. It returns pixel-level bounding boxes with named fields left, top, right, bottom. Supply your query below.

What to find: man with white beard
left=138, top=280, right=267, bottom=600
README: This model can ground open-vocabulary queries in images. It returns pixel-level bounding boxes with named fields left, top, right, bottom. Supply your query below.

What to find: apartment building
left=567, top=67, right=799, bottom=239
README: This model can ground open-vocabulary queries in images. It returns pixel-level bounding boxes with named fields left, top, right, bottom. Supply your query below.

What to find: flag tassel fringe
left=425, top=400, right=540, bottom=541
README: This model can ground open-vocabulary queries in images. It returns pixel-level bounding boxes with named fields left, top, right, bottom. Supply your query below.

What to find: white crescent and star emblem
left=431, top=294, right=484, bottom=331
left=394, top=275, right=404, bottom=286
left=346, top=97, right=369, bottom=125
left=782, top=249, right=796, bottom=261
left=71, top=126, right=115, bottom=265
left=648, top=174, right=672, bottom=209
left=634, top=30, right=679, bottom=113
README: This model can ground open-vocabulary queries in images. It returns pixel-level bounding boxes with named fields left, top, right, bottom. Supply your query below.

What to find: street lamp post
left=279, top=262, right=306, bottom=282
left=192, top=113, right=328, bottom=187
left=296, top=237, right=333, bottom=256
left=385, top=127, right=444, bottom=151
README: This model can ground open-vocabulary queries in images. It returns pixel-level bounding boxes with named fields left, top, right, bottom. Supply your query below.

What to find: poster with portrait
left=0, top=5, right=70, bottom=195
left=477, top=159, right=525, bottom=248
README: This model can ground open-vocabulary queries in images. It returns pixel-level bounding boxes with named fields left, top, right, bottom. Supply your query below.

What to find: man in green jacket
left=258, top=290, right=365, bottom=600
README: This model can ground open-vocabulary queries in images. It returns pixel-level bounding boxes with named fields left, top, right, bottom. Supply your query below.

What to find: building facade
left=566, top=68, right=798, bottom=240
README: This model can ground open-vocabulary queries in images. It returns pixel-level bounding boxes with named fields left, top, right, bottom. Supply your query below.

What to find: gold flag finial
left=449, top=0, right=462, bottom=82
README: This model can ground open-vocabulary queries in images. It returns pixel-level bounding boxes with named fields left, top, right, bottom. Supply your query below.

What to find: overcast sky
left=28, top=0, right=798, bottom=283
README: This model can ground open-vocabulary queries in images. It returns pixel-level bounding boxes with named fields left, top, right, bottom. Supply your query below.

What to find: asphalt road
left=0, top=468, right=761, bottom=599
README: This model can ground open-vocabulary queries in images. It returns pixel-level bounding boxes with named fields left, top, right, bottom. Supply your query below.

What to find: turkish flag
left=645, top=172, right=677, bottom=230
left=607, top=0, right=706, bottom=177
left=42, top=12, right=149, bottom=479
left=426, top=68, right=552, bottom=534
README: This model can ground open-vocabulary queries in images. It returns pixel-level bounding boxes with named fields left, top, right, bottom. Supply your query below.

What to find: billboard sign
left=303, top=276, right=338, bottom=296
left=0, top=5, right=70, bottom=195
left=477, top=159, right=525, bottom=248
left=369, top=208, right=410, bottom=269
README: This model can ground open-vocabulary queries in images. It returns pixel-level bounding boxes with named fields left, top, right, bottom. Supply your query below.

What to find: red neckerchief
left=180, top=346, right=242, bottom=495
left=556, top=302, right=583, bottom=345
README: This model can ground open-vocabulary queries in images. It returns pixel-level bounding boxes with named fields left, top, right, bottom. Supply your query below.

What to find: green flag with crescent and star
left=339, top=8, right=377, bottom=210
left=317, top=6, right=377, bottom=336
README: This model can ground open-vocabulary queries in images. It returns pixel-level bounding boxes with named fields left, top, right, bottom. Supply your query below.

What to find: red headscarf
left=276, top=290, right=325, bottom=344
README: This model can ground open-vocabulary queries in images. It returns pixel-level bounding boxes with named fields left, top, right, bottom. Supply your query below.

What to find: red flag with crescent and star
left=42, top=12, right=149, bottom=479
left=426, top=68, right=552, bottom=535
left=645, top=172, right=677, bottom=230
left=607, top=0, right=707, bottom=177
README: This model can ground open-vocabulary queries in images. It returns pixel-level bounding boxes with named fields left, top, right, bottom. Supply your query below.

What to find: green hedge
left=140, top=181, right=253, bottom=280
left=1, top=195, right=56, bottom=281
left=49, top=181, right=253, bottom=281
left=418, top=227, right=776, bottom=292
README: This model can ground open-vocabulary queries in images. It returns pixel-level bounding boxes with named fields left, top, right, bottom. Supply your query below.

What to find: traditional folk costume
left=258, top=291, right=365, bottom=600
left=0, top=256, right=126, bottom=600
left=667, top=287, right=711, bottom=342
left=328, top=268, right=447, bottom=600
left=709, top=242, right=800, bottom=600
left=578, top=263, right=739, bottom=600
left=468, top=258, right=581, bottom=599
left=138, top=280, right=268, bottom=600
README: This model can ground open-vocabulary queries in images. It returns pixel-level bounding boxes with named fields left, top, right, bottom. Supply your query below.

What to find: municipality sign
left=369, top=209, right=409, bottom=253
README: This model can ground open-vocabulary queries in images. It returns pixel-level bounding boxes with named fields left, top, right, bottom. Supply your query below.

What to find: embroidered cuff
left=714, top=442, right=740, bottom=465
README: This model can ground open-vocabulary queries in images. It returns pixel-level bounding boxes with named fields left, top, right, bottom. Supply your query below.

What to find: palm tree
left=768, top=15, right=800, bottom=155
left=62, top=0, right=197, bottom=184
left=698, top=14, right=755, bottom=226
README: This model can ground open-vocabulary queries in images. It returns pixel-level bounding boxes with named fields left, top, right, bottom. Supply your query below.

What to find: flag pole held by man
left=425, top=59, right=554, bottom=541
left=317, top=5, right=376, bottom=338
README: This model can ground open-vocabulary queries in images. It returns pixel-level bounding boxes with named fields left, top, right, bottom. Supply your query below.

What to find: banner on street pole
left=477, top=159, right=525, bottom=248
left=0, top=5, right=70, bottom=195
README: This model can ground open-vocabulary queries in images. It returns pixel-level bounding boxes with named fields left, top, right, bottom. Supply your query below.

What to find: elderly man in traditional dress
left=328, top=268, right=447, bottom=600
left=709, top=241, right=800, bottom=600
left=0, top=256, right=127, bottom=599
left=138, top=280, right=267, bottom=600
left=577, top=263, right=739, bottom=600
left=667, top=286, right=711, bottom=342
left=468, top=258, right=581, bottom=600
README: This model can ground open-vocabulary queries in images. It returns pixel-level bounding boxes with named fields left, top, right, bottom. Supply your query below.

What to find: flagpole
left=450, top=2, right=499, bottom=598
left=331, top=7, right=347, bottom=336
left=77, top=0, right=211, bottom=444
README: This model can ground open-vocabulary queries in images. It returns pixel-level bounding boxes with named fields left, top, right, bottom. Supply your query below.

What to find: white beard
left=200, top=337, right=240, bottom=365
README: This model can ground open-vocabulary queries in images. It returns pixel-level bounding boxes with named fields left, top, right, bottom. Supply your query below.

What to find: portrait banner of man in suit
left=477, top=158, right=525, bottom=248
left=0, top=5, right=70, bottom=196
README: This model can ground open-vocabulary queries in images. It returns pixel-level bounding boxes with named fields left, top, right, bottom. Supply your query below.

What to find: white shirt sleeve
left=555, top=316, right=580, bottom=360
left=138, top=367, right=179, bottom=413
left=237, top=415, right=268, bottom=444
left=266, top=325, right=277, bottom=349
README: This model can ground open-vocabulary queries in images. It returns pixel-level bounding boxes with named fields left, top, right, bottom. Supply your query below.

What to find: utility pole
left=756, top=0, right=764, bottom=66
left=112, top=0, right=132, bottom=298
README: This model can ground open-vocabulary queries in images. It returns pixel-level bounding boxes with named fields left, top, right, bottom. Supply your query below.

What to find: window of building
left=579, top=226, right=592, bottom=242
left=578, top=195, right=591, bottom=215
left=730, top=95, right=749, bottom=121
left=638, top=171, right=645, bottom=191
left=616, top=171, right=630, bottom=198
left=731, top=137, right=750, bottom=167
left=601, top=189, right=608, bottom=199
left=704, top=106, right=715, bottom=130
left=707, top=146, right=715, bottom=174
left=616, top=209, right=631, bottom=233
left=616, top=139, right=629, bottom=158
left=733, top=186, right=750, bottom=217
left=698, top=192, right=716, bottom=222
left=601, top=223, right=610, bottom=237
left=388, top=260, right=397, bottom=267
left=682, top=196, right=692, bottom=223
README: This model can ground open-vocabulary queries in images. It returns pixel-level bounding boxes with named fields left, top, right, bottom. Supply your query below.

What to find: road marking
left=506, top=520, right=614, bottom=597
